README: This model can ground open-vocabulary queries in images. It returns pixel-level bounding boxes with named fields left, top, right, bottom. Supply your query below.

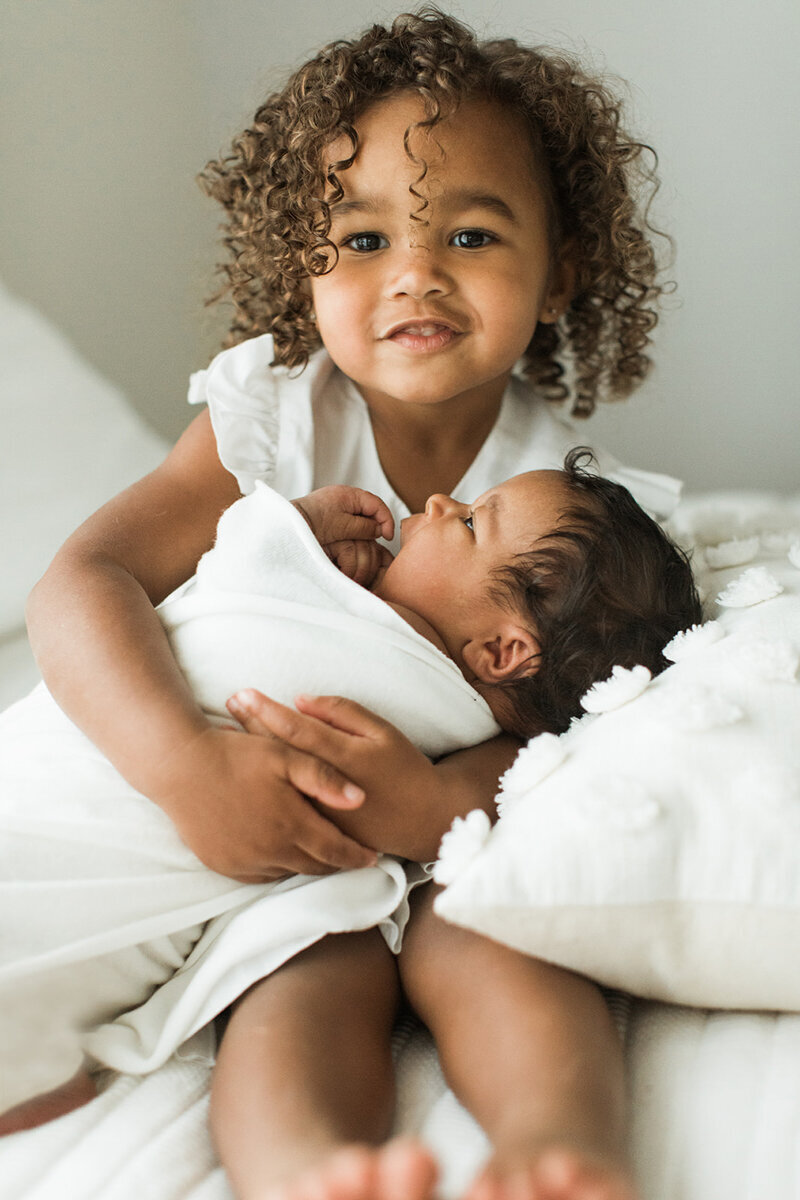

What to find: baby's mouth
left=399, top=513, right=422, bottom=544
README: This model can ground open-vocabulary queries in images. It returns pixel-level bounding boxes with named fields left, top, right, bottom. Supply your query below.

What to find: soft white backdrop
left=3, top=0, right=798, bottom=490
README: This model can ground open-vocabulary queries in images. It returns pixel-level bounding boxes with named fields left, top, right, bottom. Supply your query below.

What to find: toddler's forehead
left=322, top=93, right=541, bottom=188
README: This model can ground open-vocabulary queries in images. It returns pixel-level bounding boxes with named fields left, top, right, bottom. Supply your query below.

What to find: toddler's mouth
left=385, top=321, right=462, bottom=352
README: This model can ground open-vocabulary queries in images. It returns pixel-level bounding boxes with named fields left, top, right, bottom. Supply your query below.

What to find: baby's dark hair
left=199, top=8, right=666, bottom=416
left=488, top=449, right=702, bottom=738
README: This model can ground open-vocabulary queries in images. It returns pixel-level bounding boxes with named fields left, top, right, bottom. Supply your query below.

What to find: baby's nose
left=424, top=493, right=459, bottom=519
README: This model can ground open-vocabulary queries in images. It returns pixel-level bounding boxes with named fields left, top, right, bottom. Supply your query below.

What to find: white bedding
left=3, top=508, right=799, bottom=1200
left=3, top=1000, right=800, bottom=1200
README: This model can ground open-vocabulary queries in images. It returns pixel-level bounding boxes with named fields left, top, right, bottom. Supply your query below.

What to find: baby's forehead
left=474, top=468, right=570, bottom=505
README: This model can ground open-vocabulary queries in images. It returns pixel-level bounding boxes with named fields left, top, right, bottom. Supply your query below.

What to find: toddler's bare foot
left=0, top=1067, right=97, bottom=1136
left=465, top=1144, right=638, bottom=1200
left=262, top=1136, right=438, bottom=1200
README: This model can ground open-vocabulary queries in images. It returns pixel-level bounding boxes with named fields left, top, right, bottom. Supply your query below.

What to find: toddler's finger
left=228, top=690, right=391, bottom=792
left=326, top=540, right=385, bottom=586
left=284, top=741, right=367, bottom=811
left=326, top=540, right=359, bottom=579
left=294, top=693, right=391, bottom=740
left=352, top=540, right=383, bottom=586
left=292, top=809, right=378, bottom=873
left=228, top=690, right=358, bottom=768
left=349, top=541, right=370, bottom=586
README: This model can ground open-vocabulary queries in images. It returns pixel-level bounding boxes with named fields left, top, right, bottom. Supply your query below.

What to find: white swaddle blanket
left=0, top=485, right=498, bottom=1101
left=164, top=481, right=498, bottom=758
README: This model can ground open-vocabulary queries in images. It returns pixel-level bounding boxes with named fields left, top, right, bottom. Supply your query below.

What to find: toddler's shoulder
left=188, top=333, right=285, bottom=411
left=491, top=374, right=582, bottom=469
left=499, top=374, right=683, bottom=521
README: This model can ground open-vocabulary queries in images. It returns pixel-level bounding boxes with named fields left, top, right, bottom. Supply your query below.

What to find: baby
left=301, top=447, right=702, bottom=738
left=1, top=451, right=701, bottom=1200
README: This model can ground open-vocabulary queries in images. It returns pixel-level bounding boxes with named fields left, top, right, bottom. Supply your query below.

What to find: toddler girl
left=20, top=9, right=685, bottom=1198
left=2, top=456, right=699, bottom=1169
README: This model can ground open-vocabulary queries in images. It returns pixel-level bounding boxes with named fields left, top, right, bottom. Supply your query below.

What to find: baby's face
left=378, top=469, right=572, bottom=667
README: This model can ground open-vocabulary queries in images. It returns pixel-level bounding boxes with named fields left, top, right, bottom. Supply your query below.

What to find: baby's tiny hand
left=324, top=538, right=394, bottom=587
left=292, top=485, right=394, bottom=547
left=292, top=486, right=394, bottom=586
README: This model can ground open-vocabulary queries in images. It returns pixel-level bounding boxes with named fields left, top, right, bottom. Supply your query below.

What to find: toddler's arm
left=25, top=412, right=377, bottom=881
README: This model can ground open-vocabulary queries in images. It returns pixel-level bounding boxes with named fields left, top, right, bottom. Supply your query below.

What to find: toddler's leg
left=210, top=929, right=437, bottom=1200
left=0, top=1065, right=97, bottom=1136
left=399, top=886, right=637, bottom=1200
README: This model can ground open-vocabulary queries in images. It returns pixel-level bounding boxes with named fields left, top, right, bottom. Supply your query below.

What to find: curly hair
left=487, top=449, right=702, bottom=738
left=199, top=7, right=667, bottom=416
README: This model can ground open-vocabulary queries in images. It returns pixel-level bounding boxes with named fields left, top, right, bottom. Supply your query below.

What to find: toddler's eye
left=343, top=232, right=388, bottom=253
left=463, top=513, right=475, bottom=533
left=451, top=229, right=494, bottom=249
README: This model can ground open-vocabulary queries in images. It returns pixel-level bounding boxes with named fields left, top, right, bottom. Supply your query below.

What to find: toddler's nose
left=387, top=243, right=453, bottom=301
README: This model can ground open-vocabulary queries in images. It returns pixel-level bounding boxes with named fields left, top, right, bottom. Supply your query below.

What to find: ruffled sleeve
left=187, top=334, right=316, bottom=499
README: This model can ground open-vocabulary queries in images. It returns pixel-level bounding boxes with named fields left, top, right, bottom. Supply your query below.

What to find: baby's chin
left=369, top=565, right=389, bottom=595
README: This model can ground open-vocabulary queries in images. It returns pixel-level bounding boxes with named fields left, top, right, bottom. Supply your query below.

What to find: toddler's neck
left=360, top=378, right=507, bottom=513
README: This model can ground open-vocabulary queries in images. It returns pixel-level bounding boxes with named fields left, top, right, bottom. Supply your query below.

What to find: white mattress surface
left=1, top=1003, right=799, bottom=1199
left=0, top=633, right=39, bottom=712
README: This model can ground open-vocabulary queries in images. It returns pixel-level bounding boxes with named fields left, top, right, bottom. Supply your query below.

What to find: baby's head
left=201, top=8, right=665, bottom=415
left=379, top=449, right=702, bottom=739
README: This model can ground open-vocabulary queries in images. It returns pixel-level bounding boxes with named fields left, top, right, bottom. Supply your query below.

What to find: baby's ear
left=463, top=623, right=540, bottom=683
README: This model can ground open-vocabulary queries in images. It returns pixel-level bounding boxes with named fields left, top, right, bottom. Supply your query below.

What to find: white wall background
left=3, top=0, right=798, bottom=490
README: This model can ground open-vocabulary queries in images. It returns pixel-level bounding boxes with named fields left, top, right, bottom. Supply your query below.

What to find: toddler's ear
left=463, top=623, right=540, bottom=683
left=538, top=238, right=578, bottom=324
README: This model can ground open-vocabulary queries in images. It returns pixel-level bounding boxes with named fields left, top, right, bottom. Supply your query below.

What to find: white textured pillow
left=435, top=493, right=800, bottom=1010
left=0, top=281, right=167, bottom=638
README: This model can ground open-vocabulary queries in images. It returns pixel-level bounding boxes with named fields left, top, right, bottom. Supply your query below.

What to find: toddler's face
left=310, top=92, right=571, bottom=416
left=379, top=469, right=572, bottom=669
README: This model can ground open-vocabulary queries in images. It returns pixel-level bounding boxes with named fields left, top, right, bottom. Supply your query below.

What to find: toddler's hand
left=227, top=691, right=448, bottom=862
left=151, top=724, right=378, bottom=882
